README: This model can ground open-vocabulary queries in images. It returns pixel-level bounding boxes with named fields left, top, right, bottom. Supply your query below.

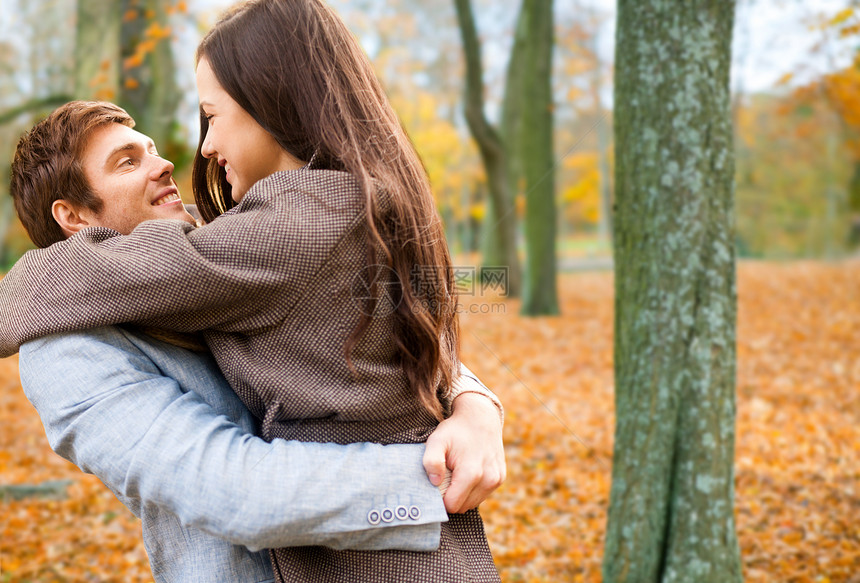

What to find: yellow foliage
left=88, top=72, right=108, bottom=88
left=390, top=91, right=478, bottom=220
left=839, top=22, right=860, bottom=37
left=826, top=7, right=855, bottom=28
left=561, top=152, right=601, bottom=224
left=775, top=72, right=794, bottom=86
left=470, top=203, right=486, bottom=222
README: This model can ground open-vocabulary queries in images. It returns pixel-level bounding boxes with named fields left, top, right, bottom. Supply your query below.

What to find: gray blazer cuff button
left=381, top=508, right=395, bottom=523
left=408, top=505, right=421, bottom=520
left=395, top=505, right=409, bottom=520
left=367, top=509, right=381, bottom=525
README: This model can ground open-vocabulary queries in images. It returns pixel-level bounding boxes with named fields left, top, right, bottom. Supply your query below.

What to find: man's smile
left=152, top=188, right=181, bottom=206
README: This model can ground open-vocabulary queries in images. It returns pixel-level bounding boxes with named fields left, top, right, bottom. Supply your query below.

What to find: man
left=6, top=101, right=505, bottom=582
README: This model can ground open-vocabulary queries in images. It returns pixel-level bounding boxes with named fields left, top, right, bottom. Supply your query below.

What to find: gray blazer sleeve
left=17, top=327, right=447, bottom=552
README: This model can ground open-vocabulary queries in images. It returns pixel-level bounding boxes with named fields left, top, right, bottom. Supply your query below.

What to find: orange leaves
left=168, top=1, right=188, bottom=16
left=464, top=261, right=859, bottom=581
left=122, top=19, right=173, bottom=73
left=735, top=261, right=860, bottom=582
left=459, top=270, right=613, bottom=580
left=390, top=91, right=478, bottom=218
left=0, top=353, right=152, bottom=580
left=144, top=23, right=172, bottom=41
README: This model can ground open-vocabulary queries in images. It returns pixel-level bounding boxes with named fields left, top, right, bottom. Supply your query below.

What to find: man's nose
left=150, top=155, right=175, bottom=181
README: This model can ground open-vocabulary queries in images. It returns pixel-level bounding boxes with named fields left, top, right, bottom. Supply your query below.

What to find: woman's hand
left=423, top=393, right=506, bottom=513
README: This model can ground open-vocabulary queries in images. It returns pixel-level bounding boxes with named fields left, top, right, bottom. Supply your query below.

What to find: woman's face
left=196, top=57, right=304, bottom=202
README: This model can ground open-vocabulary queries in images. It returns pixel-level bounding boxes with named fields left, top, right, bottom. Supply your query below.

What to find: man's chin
left=151, top=207, right=198, bottom=227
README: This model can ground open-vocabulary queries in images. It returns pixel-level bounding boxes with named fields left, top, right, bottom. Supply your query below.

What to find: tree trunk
left=454, top=0, right=521, bottom=297
left=75, top=0, right=121, bottom=100
left=496, top=2, right=528, bottom=295
left=589, top=27, right=613, bottom=244
left=603, top=1, right=742, bottom=582
left=120, top=0, right=182, bottom=154
left=596, top=111, right=613, bottom=243
left=847, top=160, right=860, bottom=247
left=519, top=0, right=558, bottom=316
left=75, top=0, right=181, bottom=155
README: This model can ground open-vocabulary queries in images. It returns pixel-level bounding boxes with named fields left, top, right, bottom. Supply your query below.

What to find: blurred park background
left=2, top=0, right=860, bottom=266
left=1, top=0, right=859, bottom=581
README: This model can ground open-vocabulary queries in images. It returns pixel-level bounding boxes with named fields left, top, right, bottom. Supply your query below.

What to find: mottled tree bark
left=603, top=1, right=742, bottom=582
left=519, top=0, right=558, bottom=315
left=120, top=0, right=182, bottom=155
left=454, top=0, right=522, bottom=297
left=75, top=0, right=181, bottom=155
left=75, top=0, right=122, bottom=100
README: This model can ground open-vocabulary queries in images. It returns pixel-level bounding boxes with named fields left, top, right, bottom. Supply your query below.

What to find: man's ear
left=51, top=199, right=94, bottom=238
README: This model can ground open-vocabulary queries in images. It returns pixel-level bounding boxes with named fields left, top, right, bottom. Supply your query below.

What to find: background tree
left=75, top=0, right=121, bottom=101
left=81, top=0, right=185, bottom=159
left=453, top=0, right=523, bottom=297
left=519, top=0, right=558, bottom=315
left=0, top=0, right=186, bottom=264
left=603, top=1, right=743, bottom=581
left=0, top=0, right=75, bottom=266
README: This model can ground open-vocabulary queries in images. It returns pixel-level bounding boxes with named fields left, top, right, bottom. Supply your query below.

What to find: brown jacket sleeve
left=0, top=171, right=363, bottom=356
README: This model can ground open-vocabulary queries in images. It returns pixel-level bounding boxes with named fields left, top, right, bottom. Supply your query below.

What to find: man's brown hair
left=10, top=101, right=134, bottom=248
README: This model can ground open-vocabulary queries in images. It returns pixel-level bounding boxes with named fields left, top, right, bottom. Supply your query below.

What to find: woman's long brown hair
left=192, top=0, right=458, bottom=419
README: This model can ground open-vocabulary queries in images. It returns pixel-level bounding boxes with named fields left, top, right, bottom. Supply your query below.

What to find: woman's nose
left=201, top=129, right=215, bottom=159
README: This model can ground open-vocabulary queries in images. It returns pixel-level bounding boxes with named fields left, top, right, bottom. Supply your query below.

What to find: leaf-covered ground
left=1, top=261, right=858, bottom=582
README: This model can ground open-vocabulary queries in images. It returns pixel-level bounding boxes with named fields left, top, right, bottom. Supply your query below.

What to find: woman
left=189, top=2, right=499, bottom=578
left=1, top=0, right=500, bottom=581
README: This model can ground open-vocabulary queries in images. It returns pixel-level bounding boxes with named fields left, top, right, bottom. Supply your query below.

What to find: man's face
left=79, top=123, right=196, bottom=233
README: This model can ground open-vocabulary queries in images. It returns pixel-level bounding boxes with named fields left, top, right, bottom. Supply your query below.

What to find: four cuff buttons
left=367, top=505, right=422, bottom=525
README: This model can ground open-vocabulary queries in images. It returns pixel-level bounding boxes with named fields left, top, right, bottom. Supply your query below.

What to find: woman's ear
left=51, top=199, right=94, bottom=238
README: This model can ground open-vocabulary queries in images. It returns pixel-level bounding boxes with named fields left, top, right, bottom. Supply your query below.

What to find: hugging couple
left=1, top=1, right=505, bottom=582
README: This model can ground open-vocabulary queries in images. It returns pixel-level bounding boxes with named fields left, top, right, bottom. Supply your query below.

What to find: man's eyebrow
left=103, top=142, right=138, bottom=168
left=103, top=140, right=156, bottom=168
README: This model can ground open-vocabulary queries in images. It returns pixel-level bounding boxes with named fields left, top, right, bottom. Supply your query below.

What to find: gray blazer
left=19, top=326, right=448, bottom=582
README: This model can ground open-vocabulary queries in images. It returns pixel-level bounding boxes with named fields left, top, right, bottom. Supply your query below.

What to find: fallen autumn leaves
left=1, top=261, right=858, bottom=582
